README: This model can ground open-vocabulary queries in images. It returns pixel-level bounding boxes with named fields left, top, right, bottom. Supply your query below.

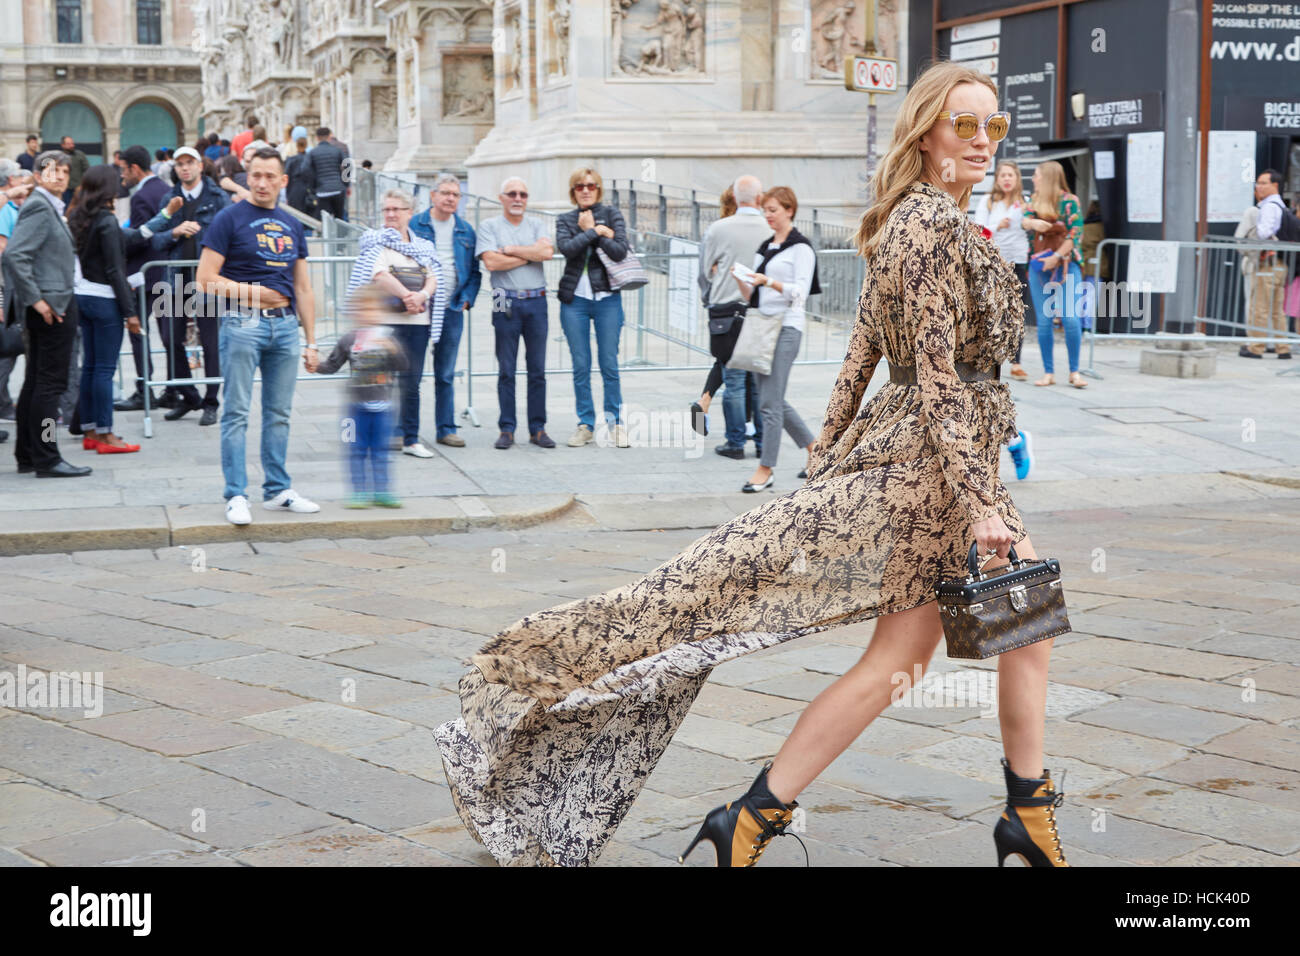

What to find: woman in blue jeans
left=555, top=167, right=630, bottom=448
left=1022, top=161, right=1088, bottom=388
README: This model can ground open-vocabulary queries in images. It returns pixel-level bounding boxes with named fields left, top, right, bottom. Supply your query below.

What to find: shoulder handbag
left=726, top=308, right=782, bottom=376
left=1032, top=218, right=1067, bottom=256
left=707, top=301, right=746, bottom=336
left=936, top=543, right=1072, bottom=659
left=594, top=244, right=648, bottom=291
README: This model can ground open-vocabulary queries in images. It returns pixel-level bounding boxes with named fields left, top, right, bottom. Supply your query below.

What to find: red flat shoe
left=83, top=436, right=100, bottom=451
left=96, top=440, right=140, bottom=454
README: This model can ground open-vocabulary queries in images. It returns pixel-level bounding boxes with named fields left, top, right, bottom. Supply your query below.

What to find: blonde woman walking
left=1023, top=161, right=1087, bottom=388
left=435, top=61, right=1068, bottom=868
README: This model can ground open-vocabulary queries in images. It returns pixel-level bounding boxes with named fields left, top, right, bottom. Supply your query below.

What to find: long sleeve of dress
left=908, top=225, right=1000, bottom=527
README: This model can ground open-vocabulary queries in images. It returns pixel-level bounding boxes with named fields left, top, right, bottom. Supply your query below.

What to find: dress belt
left=888, top=361, right=1000, bottom=386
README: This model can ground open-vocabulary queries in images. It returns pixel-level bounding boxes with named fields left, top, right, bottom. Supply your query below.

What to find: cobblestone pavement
left=2, top=480, right=1299, bottom=866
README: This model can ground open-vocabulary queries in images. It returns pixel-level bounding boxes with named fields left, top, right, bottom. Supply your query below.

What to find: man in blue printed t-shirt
left=196, top=147, right=321, bottom=527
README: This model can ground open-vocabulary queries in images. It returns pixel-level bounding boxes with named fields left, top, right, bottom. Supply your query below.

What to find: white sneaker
left=262, top=489, right=321, bottom=513
left=612, top=423, right=631, bottom=448
left=403, top=442, right=435, bottom=458
left=225, top=495, right=252, bottom=526
left=567, top=424, right=594, bottom=447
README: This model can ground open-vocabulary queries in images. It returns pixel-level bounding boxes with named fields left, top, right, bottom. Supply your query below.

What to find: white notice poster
left=1125, top=131, right=1164, bottom=223
left=1094, top=150, right=1115, bottom=180
left=1206, top=131, right=1257, bottom=223
left=1127, top=240, right=1180, bottom=294
left=668, top=238, right=700, bottom=334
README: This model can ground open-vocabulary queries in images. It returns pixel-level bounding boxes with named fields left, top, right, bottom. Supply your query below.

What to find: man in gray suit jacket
left=3, top=150, right=90, bottom=477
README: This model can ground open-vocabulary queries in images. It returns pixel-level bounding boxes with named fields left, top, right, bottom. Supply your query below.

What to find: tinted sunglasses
left=504, top=190, right=528, bottom=199
left=574, top=183, right=599, bottom=191
left=938, top=111, right=1011, bottom=142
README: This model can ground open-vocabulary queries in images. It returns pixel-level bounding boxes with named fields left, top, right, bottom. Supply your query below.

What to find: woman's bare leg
left=764, top=600, right=944, bottom=804
left=993, top=534, right=1054, bottom=778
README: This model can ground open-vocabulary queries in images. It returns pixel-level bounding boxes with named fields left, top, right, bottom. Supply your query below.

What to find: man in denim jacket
left=409, top=174, right=482, bottom=446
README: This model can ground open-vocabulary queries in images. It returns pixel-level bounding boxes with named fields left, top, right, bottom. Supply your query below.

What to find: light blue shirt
left=0, top=200, right=18, bottom=239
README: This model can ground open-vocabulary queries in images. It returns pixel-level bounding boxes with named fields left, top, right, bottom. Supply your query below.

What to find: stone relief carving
left=548, top=0, right=571, bottom=78
left=402, top=51, right=416, bottom=120
left=615, top=0, right=706, bottom=77
left=442, top=54, right=494, bottom=120
left=370, top=85, right=397, bottom=137
left=269, top=0, right=298, bottom=69
left=812, top=0, right=866, bottom=78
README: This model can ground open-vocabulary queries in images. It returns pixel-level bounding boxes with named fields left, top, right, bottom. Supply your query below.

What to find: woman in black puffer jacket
left=554, top=167, right=630, bottom=449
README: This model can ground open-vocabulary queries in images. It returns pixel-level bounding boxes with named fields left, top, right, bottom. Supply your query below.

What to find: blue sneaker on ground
left=1007, top=430, right=1033, bottom=480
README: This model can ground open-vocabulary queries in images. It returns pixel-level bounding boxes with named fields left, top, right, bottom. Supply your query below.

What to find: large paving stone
left=104, top=771, right=339, bottom=850
left=687, top=682, right=805, bottom=725
left=1111, top=674, right=1300, bottom=723
left=195, top=652, right=429, bottom=706
left=1070, top=699, right=1251, bottom=746
left=1238, top=662, right=1300, bottom=697
left=18, top=818, right=210, bottom=866
left=1150, top=753, right=1300, bottom=812
left=1082, top=776, right=1300, bottom=854
left=104, top=664, right=305, bottom=720
left=1165, top=843, right=1300, bottom=866
left=82, top=707, right=269, bottom=756
left=230, top=823, right=462, bottom=866
left=395, top=816, right=497, bottom=866
left=817, top=750, right=1004, bottom=818
left=16, top=615, right=199, bottom=652
left=0, top=714, right=201, bottom=799
left=132, top=638, right=261, bottom=666
left=0, top=782, right=118, bottom=846
left=189, top=738, right=452, bottom=831
left=1052, top=636, right=1262, bottom=680
left=906, top=735, right=1125, bottom=792
left=669, top=713, right=788, bottom=762
left=320, top=644, right=471, bottom=691
left=1199, top=722, right=1300, bottom=772
left=370, top=693, right=463, bottom=730
left=348, top=730, right=451, bottom=785
left=644, top=744, right=760, bottom=800
left=740, top=669, right=839, bottom=703
left=230, top=625, right=373, bottom=657
left=238, top=702, right=414, bottom=751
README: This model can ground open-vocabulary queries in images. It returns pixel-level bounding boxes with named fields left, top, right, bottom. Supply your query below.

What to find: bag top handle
left=966, top=541, right=1021, bottom=580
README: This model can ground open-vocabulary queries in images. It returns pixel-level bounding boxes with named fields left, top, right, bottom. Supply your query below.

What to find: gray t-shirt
left=475, top=214, right=549, bottom=291
left=431, top=216, right=458, bottom=302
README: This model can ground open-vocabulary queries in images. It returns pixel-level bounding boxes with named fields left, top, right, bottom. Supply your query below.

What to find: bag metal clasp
left=1009, top=585, right=1028, bottom=613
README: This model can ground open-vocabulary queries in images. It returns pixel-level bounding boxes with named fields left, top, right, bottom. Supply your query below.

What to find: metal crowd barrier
left=1081, top=235, right=1300, bottom=378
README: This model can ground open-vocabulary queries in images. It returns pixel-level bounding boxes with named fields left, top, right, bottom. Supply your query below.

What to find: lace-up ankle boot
left=677, top=760, right=804, bottom=867
left=993, top=757, right=1070, bottom=867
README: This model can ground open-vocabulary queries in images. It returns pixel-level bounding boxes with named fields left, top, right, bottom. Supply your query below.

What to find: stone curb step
left=0, top=494, right=576, bottom=557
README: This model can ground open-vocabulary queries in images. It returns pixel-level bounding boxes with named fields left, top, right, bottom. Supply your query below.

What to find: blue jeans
left=1027, top=258, right=1083, bottom=375
left=218, top=312, right=301, bottom=501
left=433, top=308, right=463, bottom=439
left=75, top=294, right=125, bottom=433
left=721, top=364, right=749, bottom=447
left=390, top=323, right=430, bottom=445
left=559, top=294, right=624, bottom=427
left=346, top=402, right=391, bottom=495
left=492, top=295, right=548, bottom=435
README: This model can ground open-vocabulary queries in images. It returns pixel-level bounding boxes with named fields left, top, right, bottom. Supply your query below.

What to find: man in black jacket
left=149, top=147, right=231, bottom=425
left=307, top=128, right=346, bottom=221
left=116, top=144, right=173, bottom=411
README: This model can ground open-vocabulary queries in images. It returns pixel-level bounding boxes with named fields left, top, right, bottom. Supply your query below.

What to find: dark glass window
left=138, top=0, right=162, bottom=45
left=56, top=0, right=82, bottom=44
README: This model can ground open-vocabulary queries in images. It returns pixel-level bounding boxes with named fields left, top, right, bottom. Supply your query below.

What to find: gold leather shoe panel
left=730, top=807, right=788, bottom=867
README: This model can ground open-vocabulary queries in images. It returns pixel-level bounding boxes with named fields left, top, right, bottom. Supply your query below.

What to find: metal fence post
left=691, top=188, right=700, bottom=241
left=658, top=185, right=667, bottom=234
left=628, top=182, right=637, bottom=232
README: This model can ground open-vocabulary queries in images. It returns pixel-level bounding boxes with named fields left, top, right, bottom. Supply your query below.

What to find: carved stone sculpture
left=814, top=0, right=864, bottom=77
left=550, top=0, right=571, bottom=77
left=370, top=85, right=396, bottom=137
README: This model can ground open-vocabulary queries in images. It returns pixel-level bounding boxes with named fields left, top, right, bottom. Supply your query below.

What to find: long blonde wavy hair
left=854, top=62, right=999, bottom=258
left=1029, top=160, right=1069, bottom=219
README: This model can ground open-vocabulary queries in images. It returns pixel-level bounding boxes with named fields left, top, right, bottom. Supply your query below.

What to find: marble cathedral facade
left=197, top=0, right=902, bottom=212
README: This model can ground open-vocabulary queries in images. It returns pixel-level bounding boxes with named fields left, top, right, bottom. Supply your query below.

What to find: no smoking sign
left=844, top=55, right=898, bottom=93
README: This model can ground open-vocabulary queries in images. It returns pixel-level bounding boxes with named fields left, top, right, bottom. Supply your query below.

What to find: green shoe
left=345, top=493, right=371, bottom=509
left=372, top=493, right=402, bottom=508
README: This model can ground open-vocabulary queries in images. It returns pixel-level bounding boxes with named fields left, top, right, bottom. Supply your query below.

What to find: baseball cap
left=173, top=146, right=202, bottom=162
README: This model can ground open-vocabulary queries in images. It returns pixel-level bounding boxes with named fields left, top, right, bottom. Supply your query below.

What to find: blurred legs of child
left=346, top=401, right=400, bottom=508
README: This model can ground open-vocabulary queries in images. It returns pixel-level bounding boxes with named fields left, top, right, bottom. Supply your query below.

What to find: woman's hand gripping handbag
left=1032, top=219, right=1067, bottom=256
left=936, top=543, right=1072, bottom=659
left=386, top=263, right=428, bottom=312
left=594, top=244, right=649, bottom=291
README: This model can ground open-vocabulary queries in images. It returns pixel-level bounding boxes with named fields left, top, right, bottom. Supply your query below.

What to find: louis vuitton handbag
left=936, top=543, right=1072, bottom=659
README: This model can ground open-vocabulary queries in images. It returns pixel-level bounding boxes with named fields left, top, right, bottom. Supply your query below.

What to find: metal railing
left=1079, top=235, right=1300, bottom=378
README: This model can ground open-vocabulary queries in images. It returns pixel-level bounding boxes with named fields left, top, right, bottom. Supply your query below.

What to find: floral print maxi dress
left=434, top=181, right=1029, bottom=866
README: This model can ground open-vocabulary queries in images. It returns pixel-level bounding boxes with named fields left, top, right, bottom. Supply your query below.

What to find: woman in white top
left=733, top=186, right=819, bottom=493
left=347, top=189, right=445, bottom=457
left=973, top=160, right=1030, bottom=380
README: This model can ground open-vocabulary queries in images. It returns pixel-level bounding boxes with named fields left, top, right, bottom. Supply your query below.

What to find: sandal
left=1034, top=375, right=1055, bottom=387
left=1009, top=364, right=1029, bottom=381
left=1068, top=373, right=1088, bottom=389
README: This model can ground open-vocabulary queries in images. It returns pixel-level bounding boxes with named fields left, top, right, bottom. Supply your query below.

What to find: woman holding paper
left=731, top=186, right=819, bottom=492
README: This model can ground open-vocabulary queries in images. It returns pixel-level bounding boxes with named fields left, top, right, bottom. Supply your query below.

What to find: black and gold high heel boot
left=993, top=757, right=1070, bottom=867
left=678, top=760, right=806, bottom=867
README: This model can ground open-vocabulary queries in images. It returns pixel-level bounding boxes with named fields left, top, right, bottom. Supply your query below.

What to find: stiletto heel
left=992, top=757, right=1070, bottom=867
left=677, top=821, right=710, bottom=864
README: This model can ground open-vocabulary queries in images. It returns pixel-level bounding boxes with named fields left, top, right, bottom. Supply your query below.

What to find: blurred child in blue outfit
left=315, top=284, right=409, bottom=507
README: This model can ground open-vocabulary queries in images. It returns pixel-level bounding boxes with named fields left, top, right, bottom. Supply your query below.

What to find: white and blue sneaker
left=1007, top=430, right=1033, bottom=481
left=263, top=489, right=321, bottom=513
